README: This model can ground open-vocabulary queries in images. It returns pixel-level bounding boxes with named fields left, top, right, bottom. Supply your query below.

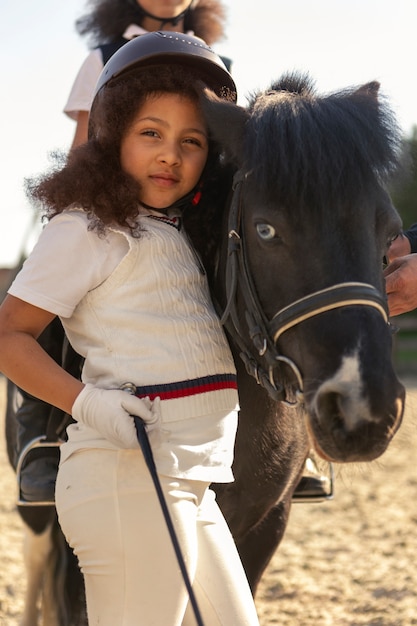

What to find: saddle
left=16, top=337, right=83, bottom=507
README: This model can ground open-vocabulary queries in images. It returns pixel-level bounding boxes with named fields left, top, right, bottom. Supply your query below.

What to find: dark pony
left=188, top=71, right=404, bottom=591
left=6, top=72, right=404, bottom=621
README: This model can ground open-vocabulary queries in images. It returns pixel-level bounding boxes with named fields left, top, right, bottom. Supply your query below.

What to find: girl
left=7, top=0, right=230, bottom=504
left=0, top=33, right=259, bottom=626
left=7, top=2, right=232, bottom=498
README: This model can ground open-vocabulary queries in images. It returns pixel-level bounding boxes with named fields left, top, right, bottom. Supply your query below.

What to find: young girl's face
left=120, top=93, right=209, bottom=210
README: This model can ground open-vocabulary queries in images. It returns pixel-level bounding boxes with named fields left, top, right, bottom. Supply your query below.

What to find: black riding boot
left=6, top=318, right=66, bottom=503
left=7, top=381, right=59, bottom=502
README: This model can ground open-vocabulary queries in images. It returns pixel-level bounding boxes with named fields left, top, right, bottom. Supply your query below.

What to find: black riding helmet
left=89, top=31, right=236, bottom=140
left=92, top=31, right=235, bottom=100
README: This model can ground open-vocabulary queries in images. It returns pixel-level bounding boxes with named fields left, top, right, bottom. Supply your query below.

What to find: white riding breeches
left=55, top=448, right=260, bottom=626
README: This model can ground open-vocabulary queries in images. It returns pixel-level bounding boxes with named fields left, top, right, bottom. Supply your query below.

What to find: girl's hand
left=71, top=384, right=160, bottom=448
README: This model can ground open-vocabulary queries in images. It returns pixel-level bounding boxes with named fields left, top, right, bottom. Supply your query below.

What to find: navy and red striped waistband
left=134, top=374, right=237, bottom=401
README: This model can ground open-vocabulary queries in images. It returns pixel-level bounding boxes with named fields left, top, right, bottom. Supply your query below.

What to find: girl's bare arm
left=0, top=294, right=84, bottom=413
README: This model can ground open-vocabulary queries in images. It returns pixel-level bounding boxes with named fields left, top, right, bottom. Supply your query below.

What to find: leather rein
left=217, top=171, right=389, bottom=406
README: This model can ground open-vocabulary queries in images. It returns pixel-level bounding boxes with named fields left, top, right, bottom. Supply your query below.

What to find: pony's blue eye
left=256, top=223, right=276, bottom=240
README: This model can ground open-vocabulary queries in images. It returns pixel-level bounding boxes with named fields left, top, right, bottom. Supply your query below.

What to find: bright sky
left=1, top=0, right=415, bottom=267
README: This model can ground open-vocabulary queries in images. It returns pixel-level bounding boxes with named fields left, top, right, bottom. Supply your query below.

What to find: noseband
left=218, top=171, right=389, bottom=406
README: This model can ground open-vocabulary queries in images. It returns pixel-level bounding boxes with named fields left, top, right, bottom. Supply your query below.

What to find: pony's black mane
left=185, top=71, right=403, bottom=277
left=243, top=72, right=401, bottom=212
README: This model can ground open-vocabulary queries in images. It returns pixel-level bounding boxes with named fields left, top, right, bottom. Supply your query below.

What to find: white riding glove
left=71, top=384, right=161, bottom=449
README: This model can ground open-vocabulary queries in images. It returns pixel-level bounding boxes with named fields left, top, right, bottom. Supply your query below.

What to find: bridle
left=218, top=170, right=390, bottom=406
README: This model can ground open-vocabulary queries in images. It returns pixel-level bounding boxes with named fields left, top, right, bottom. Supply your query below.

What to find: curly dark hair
left=27, top=65, right=230, bottom=236
left=75, top=0, right=227, bottom=46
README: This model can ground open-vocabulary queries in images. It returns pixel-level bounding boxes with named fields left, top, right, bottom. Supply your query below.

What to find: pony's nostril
left=315, top=390, right=350, bottom=435
left=317, top=390, right=341, bottom=419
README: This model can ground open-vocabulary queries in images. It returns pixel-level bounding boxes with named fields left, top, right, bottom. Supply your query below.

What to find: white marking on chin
left=312, top=350, right=375, bottom=432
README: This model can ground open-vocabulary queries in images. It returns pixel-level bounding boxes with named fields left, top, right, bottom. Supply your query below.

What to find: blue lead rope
left=132, top=416, right=205, bottom=626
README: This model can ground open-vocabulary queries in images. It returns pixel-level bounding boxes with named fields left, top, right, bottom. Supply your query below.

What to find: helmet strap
left=139, top=184, right=202, bottom=214
left=133, top=1, right=196, bottom=29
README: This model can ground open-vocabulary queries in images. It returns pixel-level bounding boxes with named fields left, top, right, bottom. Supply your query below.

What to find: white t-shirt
left=9, top=211, right=128, bottom=317
left=63, top=24, right=148, bottom=120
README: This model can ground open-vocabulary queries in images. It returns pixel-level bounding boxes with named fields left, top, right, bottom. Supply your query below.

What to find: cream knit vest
left=62, top=215, right=239, bottom=424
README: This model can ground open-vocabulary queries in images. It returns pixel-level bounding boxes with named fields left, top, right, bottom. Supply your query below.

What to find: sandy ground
left=0, top=374, right=416, bottom=626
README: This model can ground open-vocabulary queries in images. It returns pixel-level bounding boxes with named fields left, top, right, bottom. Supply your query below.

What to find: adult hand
left=71, top=384, right=160, bottom=448
left=384, top=254, right=417, bottom=316
left=386, top=233, right=411, bottom=263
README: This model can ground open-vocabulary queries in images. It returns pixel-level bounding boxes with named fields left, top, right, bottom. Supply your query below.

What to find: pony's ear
left=199, top=88, right=249, bottom=166
left=355, top=81, right=380, bottom=99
